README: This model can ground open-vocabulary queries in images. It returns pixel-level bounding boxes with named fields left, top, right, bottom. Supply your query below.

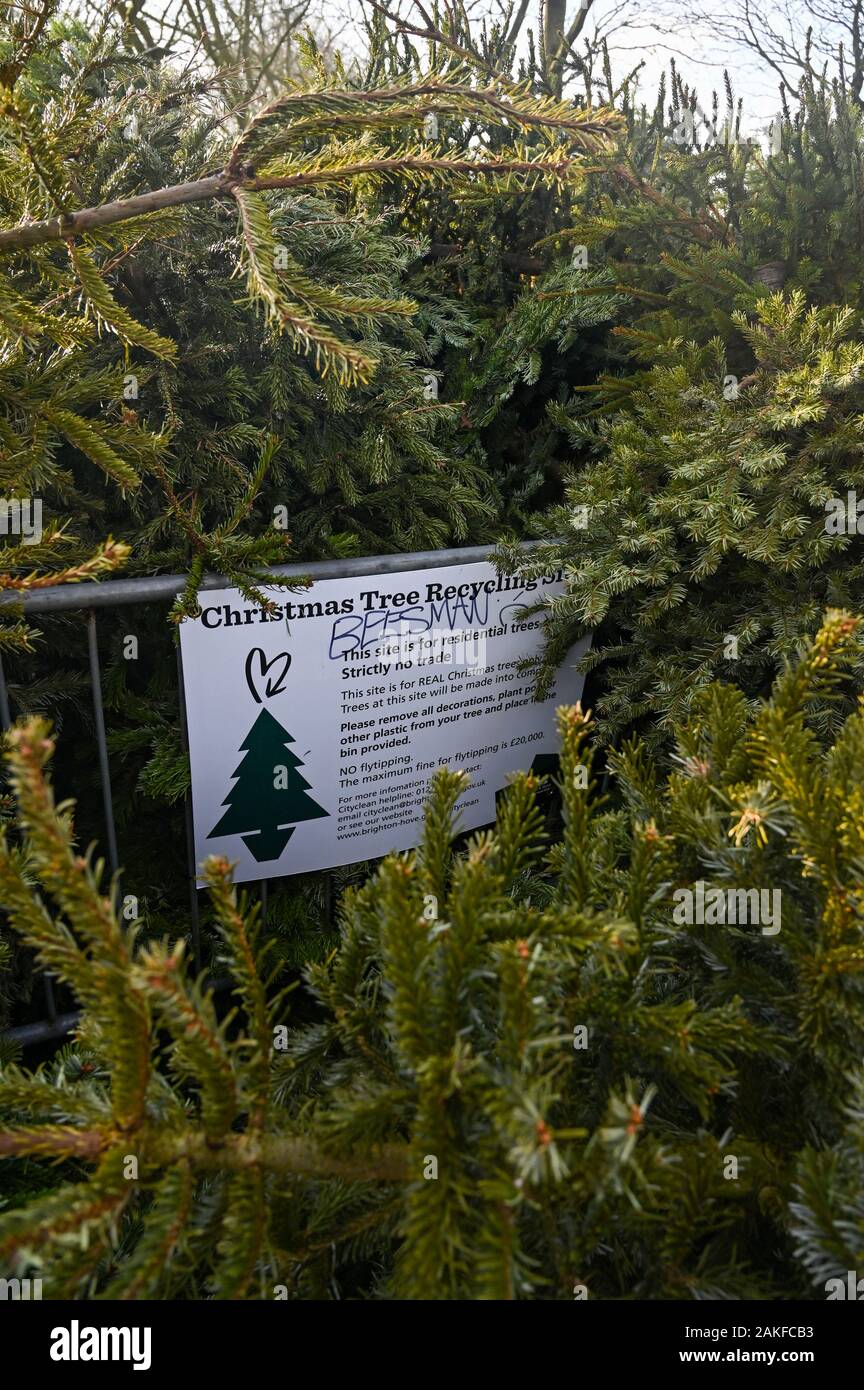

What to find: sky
left=329, top=0, right=807, bottom=125
left=119, top=0, right=833, bottom=129
left=585, top=5, right=789, bottom=120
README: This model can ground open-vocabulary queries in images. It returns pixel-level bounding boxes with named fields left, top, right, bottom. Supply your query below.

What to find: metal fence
left=0, top=541, right=538, bottom=1047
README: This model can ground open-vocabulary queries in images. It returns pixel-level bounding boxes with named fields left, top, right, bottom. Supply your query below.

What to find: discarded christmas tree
left=209, top=710, right=328, bottom=863
left=2, top=611, right=864, bottom=1298
left=495, top=72, right=864, bottom=743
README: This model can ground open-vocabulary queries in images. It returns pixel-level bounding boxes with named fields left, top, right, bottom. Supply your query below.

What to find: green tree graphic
left=208, top=709, right=328, bottom=863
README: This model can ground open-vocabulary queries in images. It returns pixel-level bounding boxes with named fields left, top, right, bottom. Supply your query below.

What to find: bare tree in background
left=684, top=1, right=864, bottom=103
left=70, top=0, right=353, bottom=97
left=358, top=0, right=660, bottom=97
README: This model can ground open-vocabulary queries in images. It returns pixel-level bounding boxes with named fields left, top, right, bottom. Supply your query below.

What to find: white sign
left=179, top=560, right=589, bottom=885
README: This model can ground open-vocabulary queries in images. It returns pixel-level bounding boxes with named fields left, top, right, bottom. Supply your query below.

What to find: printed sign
left=179, top=560, right=589, bottom=884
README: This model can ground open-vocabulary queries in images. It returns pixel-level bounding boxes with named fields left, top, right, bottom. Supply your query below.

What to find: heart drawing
left=245, top=647, right=292, bottom=704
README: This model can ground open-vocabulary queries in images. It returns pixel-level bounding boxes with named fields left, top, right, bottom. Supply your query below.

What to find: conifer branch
left=0, top=153, right=589, bottom=253
left=0, top=74, right=621, bottom=252
left=67, top=241, right=177, bottom=359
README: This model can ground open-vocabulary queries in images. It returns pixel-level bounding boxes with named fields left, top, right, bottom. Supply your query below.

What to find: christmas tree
left=2, top=610, right=864, bottom=1298
left=0, top=6, right=621, bottom=956
left=492, top=73, right=864, bottom=744
left=209, top=710, right=328, bottom=863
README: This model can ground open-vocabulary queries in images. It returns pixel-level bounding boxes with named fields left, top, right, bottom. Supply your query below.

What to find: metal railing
left=0, top=541, right=537, bottom=1046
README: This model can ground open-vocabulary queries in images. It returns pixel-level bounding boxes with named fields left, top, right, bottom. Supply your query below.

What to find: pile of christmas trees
left=2, top=612, right=863, bottom=1298
left=2, top=1, right=864, bottom=1299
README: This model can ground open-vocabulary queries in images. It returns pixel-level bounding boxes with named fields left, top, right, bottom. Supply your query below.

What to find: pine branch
left=67, top=242, right=177, bottom=360
left=0, top=152, right=586, bottom=252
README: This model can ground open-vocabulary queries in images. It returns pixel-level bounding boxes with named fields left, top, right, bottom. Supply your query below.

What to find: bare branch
left=0, top=175, right=227, bottom=251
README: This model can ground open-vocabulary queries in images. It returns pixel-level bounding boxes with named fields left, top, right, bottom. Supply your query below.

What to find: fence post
left=86, top=609, right=120, bottom=884
left=176, top=642, right=202, bottom=972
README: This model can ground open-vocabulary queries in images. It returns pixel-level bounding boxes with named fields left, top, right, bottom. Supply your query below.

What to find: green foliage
left=485, top=73, right=864, bottom=743
left=4, top=0, right=864, bottom=1304
left=2, top=612, right=864, bottom=1298
left=348, top=12, right=629, bottom=532
left=1, top=14, right=619, bottom=625
left=508, top=292, right=864, bottom=739
left=0, top=7, right=620, bottom=1005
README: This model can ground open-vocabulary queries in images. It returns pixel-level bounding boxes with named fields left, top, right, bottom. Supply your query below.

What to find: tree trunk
left=544, top=0, right=568, bottom=91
